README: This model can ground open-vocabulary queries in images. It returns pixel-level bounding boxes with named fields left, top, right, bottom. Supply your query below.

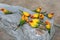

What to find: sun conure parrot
left=0, top=8, right=12, bottom=14
left=45, top=20, right=51, bottom=34
left=29, top=20, right=39, bottom=28
left=45, top=12, right=54, bottom=19
left=21, top=15, right=29, bottom=22
left=39, top=14, right=44, bottom=20
left=22, top=11, right=30, bottom=17
left=32, top=19, right=40, bottom=24
left=39, top=11, right=54, bottom=19
left=47, top=12, right=54, bottom=19
left=46, top=24, right=51, bottom=34
left=14, top=15, right=26, bottom=31
left=14, top=19, right=26, bottom=31
left=31, top=13, right=39, bottom=18
left=33, top=7, right=42, bottom=13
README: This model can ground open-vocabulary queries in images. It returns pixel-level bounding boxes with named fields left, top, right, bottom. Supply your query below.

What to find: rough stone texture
left=0, top=28, right=16, bottom=40
left=0, top=0, right=60, bottom=40
left=52, top=26, right=60, bottom=40
left=0, top=4, right=51, bottom=40
left=0, top=4, right=55, bottom=40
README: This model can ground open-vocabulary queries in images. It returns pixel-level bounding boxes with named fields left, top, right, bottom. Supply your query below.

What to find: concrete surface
left=0, top=0, right=60, bottom=40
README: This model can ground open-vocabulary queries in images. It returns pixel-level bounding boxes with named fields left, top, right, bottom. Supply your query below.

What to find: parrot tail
left=14, top=24, right=20, bottom=31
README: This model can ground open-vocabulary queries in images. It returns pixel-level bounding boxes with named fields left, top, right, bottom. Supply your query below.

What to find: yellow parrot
left=48, top=12, right=54, bottom=19
left=46, top=24, right=51, bottom=30
left=22, top=15, right=29, bottom=22
left=32, top=19, right=40, bottom=23
left=45, top=20, right=51, bottom=25
left=29, top=20, right=39, bottom=28
left=0, top=8, right=12, bottom=14
left=31, top=13, right=39, bottom=18
left=23, top=11, right=30, bottom=17
left=39, top=14, right=44, bottom=19
left=45, top=20, right=51, bottom=34
left=36, top=7, right=42, bottom=13
left=46, top=24, right=51, bottom=34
